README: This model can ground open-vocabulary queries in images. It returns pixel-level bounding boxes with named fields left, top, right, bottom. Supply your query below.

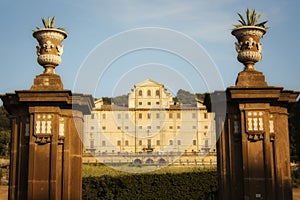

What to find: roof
left=134, top=79, right=163, bottom=87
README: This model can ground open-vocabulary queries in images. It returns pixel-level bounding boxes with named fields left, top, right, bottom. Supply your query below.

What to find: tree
left=176, top=89, right=197, bottom=106
left=0, top=130, right=10, bottom=156
left=289, top=101, right=300, bottom=162
left=0, top=106, right=10, bottom=156
left=0, top=106, right=10, bottom=131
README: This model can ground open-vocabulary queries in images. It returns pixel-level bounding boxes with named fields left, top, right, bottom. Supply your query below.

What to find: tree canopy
left=0, top=106, right=10, bottom=156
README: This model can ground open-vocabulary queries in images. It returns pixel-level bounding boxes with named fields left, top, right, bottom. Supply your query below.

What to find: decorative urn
left=231, top=9, right=268, bottom=71
left=33, top=17, right=67, bottom=74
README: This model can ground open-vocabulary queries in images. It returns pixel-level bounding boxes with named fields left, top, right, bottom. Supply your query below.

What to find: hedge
left=82, top=170, right=217, bottom=199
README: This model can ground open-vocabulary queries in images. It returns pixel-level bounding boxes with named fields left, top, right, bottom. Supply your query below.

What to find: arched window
left=147, top=90, right=151, bottom=96
left=158, top=158, right=167, bottom=165
left=138, top=90, right=142, bottom=96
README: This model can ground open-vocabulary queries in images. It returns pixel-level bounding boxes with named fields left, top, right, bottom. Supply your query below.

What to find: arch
left=147, top=89, right=151, bottom=96
left=133, top=158, right=142, bottom=165
left=138, top=90, right=142, bottom=96
left=158, top=158, right=167, bottom=165
left=145, top=158, right=154, bottom=164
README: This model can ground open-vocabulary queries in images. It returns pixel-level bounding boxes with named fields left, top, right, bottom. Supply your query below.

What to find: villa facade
left=83, top=79, right=216, bottom=156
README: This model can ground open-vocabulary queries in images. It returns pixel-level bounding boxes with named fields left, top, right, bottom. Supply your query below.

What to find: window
left=125, top=126, right=129, bottom=130
left=139, top=90, right=142, bottom=96
left=139, top=113, right=142, bottom=119
left=169, top=140, right=173, bottom=145
left=147, top=113, right=151, bottom=119
left=169, top=113, right=173, bottom=119
left=102, top=126, right=106, bottom=130
left=204, top=113, right=208, bottom=119
left=156, top=126, right=160, bottom=129
left=169, top=126, right=173, bottom=129
left=90, top=140, right=94, bottom=148
left=147, top=126, right=151, bottom=129
left=91, top=114, right=95, bottom=119
left=177, top=113, right=181, bottom=119
left=156, top=101, right=160, bottom=105
left=139, top=102, right=142, bottom=105
left=102, top=113, right=106, bottom=119
left=139, top=140, right=142, bottom=146
left=90, top=126, right=94, bottom=130
left=117, top=126, right=121, bottom=130
left=193, top=140, right=197, bottom=145
left=192, top=126, right=196, bottom=129
left=177, top=126, right=181, bottom=129
left=192, top=113, right=196, bottom=119
left=125, top=113, right=129, bottom=119
left=204, top=125, right=208, bottom=129
left=147, top=102, right=151, bottom=105
left=156, top=90, right=160, bottom=96
left=125, top=140, right=129, bottom=146
left=177, top=140, right=181, bottom=145
left=90, top=133, right=93, bottom=138
left=156, top=140, right=160, bottom=146
left=203, top=132, right=207, bottom=137
left=205, top=140, right=209, bottom=147
left=117, top=140, right=121, bottom=146
left=117, top=113, right=121, bottom=119
left=156, top=113, right=160, bottom=118
left=139, top=126, right=142, bottom=129
left=147, top=90, right=151, bottom=96
left=102, top=140, right=106, bottom=146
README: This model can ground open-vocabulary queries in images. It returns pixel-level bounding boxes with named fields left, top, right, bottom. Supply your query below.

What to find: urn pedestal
left=204, top=25, right=299, bottom=199
left=1, top=21, right=95, bottom=200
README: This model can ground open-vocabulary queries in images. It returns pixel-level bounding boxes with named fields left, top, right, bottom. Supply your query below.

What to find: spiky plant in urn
left=31, top=17, right=67, bottom=90
left=33, top=17, right=67, bottom=74
left=232, top=9, right=268, bottom=71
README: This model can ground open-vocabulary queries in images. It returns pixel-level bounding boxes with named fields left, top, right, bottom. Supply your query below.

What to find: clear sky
left=0, top=0, right=299, bottom=98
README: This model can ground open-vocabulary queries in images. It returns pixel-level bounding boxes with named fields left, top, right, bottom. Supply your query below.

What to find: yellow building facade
left=83, top=79, right=216, bottom=156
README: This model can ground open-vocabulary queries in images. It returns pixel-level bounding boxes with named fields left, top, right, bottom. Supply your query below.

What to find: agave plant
left=234, top=8, right=268, bottom=29
left=35, top=16, right=65, bottom=31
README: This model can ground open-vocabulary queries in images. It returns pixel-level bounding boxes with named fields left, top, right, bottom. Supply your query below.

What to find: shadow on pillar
left=0, top=18, right=94, bottom=200
left=204, top=10, right=299, bottom=200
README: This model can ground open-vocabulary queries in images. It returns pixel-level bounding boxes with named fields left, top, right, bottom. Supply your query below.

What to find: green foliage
left=234, top=8, right=268, bottom=29
left=176, top=89, right=197, bottom=106
left=196, top=93, right=205, bottom=101
left=82, top=163, right=216, bottom=177
left=82, top=169, right=217, bottom=199
left=102, top=97, right=112, bottom=105
left=82, top=163, right=127, bottom=177
left=289, top=101, right=300, bottom=162
left=35, top=16, right=65, bottom=31
left=0, top=106, right=10, bottom=157
left=42, top=16, right=56, bottom=28
left=0, top=130, right=10, bottom=156
left=292, top=168, right=300, bottom=187
left=112, top=95, right=128, bottom=107
left=0, top=106, right=10, bottom=131
left=99, top=90, right=204, bottom=107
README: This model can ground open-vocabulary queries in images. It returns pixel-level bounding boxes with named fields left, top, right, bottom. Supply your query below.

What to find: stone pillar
left=206, top=67, right=298, bottom=200
left=0, top=19, right=94, bottom=200
left=204, top=20, right=299, bottom=199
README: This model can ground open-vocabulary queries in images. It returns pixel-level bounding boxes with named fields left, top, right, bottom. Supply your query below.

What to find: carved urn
left=33, top=27, right=67, bottom=74
left=232, top=26, right=266, bottom=71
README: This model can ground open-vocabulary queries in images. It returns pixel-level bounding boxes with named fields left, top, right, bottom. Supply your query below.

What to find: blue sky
left=0, top=0, right=299, bottom=98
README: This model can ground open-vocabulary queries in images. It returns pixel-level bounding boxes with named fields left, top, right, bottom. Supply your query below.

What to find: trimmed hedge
left=82, top=170, right=217, bottom=199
